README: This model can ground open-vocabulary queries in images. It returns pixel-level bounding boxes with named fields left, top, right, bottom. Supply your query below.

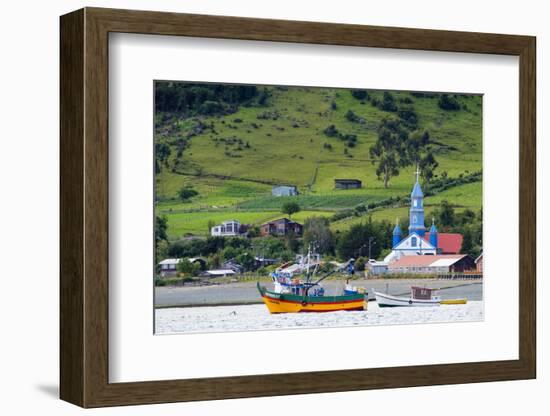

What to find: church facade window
left=411, top=237, right=417, bottom=247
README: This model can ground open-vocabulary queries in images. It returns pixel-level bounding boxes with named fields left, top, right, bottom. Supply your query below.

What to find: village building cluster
left=367, top=170, right=482, bottom=277
left=157, top=174, right=482, bottom=280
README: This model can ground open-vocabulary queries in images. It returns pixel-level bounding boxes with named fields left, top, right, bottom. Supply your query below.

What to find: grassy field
left=155, top=85, right=482, bottom=239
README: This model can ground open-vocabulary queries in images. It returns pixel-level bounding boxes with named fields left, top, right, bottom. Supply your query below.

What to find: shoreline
left=155, top=278, right=483, bottom=308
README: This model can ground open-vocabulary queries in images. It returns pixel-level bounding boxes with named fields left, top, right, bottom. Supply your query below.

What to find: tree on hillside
left=303, top=217, right=334, bottom=254
left=247, top=225, right=261, bottom=238
left=438, top=94, right=461, bottom=111
left=350, top=89, right=369, bottom=100
left=380, top=92, right=398, bottom=112
left=155, top=142, right=171, bottom=173
left=178, top=185, right=198, bottom=202
left=155, top=215, right=168, bottom=243
left=155, top=240, right=169, bottom=266
left=432, top=200, right=455, bottom=228
left=405, top=130, right=438, bottom=182
left=355, top=256, right=366, bottom=271
left=419, top=151, right=439, bottom=182
left=155, top=82, right=258, bottom=115
left=281, top=201, right=301, bottom=219
left=370, top=119, right=439, bottom=187
left=284, top=231, right=301, bottom=253
left=207, top=220, right=216, bottom=235
left=369, top=118, right=409, bottom=188
left=177, top=258, right=201, bottom=276
left=236, top=252, right=256, bottom=271
left=336, top=220, right=385, bottom=260
left=460, top=228, right=474, bottom=255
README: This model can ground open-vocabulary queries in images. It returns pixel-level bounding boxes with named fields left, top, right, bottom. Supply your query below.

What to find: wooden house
left=260, top=218, right=303, bottom=236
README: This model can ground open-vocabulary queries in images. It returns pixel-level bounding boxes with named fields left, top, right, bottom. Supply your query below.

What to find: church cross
left=414, top=165, right=421, bottom=182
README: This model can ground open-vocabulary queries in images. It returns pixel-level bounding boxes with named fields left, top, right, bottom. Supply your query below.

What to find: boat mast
left=305, top=243, right=311, bottom=283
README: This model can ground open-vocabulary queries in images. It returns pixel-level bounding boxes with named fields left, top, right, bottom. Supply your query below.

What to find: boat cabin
left=411, top=286, right=436, bottom=300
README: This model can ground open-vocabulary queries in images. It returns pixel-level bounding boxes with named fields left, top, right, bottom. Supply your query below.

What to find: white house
left=366, top=259, right=389, bottom=276
left=158, top=257, right=206, bottom=277
left=211, top=220, right=241, bottom=237
left=158, top=258, right=180, bottom=277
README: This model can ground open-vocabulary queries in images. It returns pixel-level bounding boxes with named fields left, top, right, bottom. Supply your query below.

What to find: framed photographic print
left=60, top=7, right=536, bottom=408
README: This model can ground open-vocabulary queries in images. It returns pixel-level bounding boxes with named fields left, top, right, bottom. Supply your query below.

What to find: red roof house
left=422, top=233, right=463, bottom=254
left=436, top=233, right=463, bottom=254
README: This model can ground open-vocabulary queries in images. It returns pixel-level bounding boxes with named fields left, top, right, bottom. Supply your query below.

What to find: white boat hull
left=374, top=291, right=440, bottom=307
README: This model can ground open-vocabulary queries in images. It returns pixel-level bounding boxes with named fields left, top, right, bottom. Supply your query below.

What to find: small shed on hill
left=334, top=179, right=362, bottom=190
left=272, top=185, right=298, bottom=197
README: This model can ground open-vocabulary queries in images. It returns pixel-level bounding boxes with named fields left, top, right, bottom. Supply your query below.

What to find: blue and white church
left=383, top=169, right=440, bottom=263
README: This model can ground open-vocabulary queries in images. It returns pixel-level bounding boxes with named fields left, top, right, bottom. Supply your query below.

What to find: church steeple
left=408, top=166, right=426, bottom=238
left=392, top=218, right=403, bottom=247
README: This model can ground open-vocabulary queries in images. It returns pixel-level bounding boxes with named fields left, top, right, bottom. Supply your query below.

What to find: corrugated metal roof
left=430, top=258, right=462, bottom=267
left=206, top=269, right=236, bottom=275
left=158, top=258, right=180, bottom=265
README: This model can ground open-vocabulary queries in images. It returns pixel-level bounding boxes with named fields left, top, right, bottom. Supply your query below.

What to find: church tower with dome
left=383, top=167, right=464, bottom=263
left=384, top=168, right=439, bottom=263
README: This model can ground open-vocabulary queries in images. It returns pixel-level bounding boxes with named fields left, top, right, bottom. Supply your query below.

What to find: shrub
left=379, top=92, right=398, bottom=112
left=331, top=209, right=354, bottom=222
left=355, top=257, right=366, bottom=271
left=178, top=185, right=198, bottom=202
left=438, top=94, right=461, bottom=110
left=323, top=124, right=339, bottom=137
left=342, top=134, right=357, bottom=147
left=177, top=259, right=202, bottom=276
left=351, top=89, right=369, bottom=100
left=345, top=110, right=361, bottom=123
left=397, top=107, right=418, bottom=129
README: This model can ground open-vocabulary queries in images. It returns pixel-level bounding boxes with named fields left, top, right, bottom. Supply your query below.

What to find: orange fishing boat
left=257, top=247, right=367, bottom=313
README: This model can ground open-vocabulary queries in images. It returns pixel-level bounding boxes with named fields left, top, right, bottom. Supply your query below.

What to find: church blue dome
left=393, top=224, right=403, bottom=235
left=429, top=223, right=437, bottom=233
left=392, top=220, right=403, bottom=248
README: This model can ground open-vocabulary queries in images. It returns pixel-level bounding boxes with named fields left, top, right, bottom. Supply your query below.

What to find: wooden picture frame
left=60, top=7, right=536, bottom=408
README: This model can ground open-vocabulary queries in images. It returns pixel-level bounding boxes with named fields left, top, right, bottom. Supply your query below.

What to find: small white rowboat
left=373, top=286, right=441, bottom=307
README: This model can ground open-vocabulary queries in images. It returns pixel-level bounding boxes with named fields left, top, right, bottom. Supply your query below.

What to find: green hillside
left=155, top=84, right=482, bottom=239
